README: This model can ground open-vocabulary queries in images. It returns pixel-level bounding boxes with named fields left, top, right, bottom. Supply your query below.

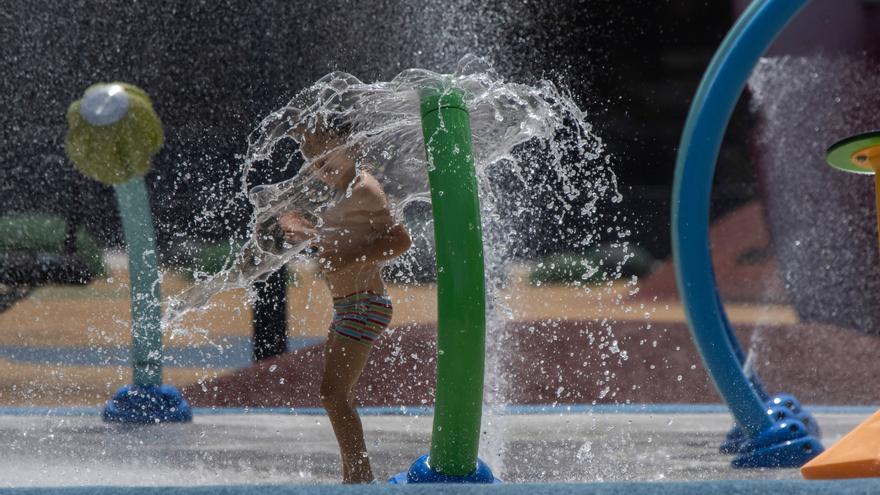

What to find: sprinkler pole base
left=103, top=384, right=193, bottom=424
left=721, top=393, right=820, bottom=454
left=730, top=417, right=823, bottom=469
left=389, top=454, right=500, bottom=484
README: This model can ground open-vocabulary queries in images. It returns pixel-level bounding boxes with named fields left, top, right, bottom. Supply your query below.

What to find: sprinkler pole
left=390, top=87, right=497, bottom=483
left=672, top=0, right=820, bottom=467
left=114, top=177, right=163, bottom=386
left=65, top=83, right=191, bottom=423
left=422, top=89, right=485, bottom=475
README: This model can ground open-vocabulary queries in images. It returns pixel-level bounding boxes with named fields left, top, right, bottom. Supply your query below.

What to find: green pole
left=420, top=88, right=486, bottom=476
left=114, top=177, right=163, bottom=386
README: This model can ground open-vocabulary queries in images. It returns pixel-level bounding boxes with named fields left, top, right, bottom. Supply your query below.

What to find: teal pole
left=421, top=88, right=486, bottom=476
left=114, top=177, right=163, bottom=386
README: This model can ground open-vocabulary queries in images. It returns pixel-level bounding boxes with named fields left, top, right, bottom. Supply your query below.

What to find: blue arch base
left=721, top=394, right=820, bottom=455
left=671, top=0, right=822, bottom=468
left=731, top=418, right=823, bottom=468
left=717, top=295, right=820, bottom=457
left=389, top=455, right=500, bottom=484
left=103, top=384, right=193, bottom=424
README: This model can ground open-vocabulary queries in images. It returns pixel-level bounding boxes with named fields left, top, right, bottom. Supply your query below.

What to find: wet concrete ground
left=0, top=409, right=867, bottom=487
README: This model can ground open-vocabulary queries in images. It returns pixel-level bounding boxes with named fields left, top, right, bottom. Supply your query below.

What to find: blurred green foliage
left=529, top=244, right=657, bottom=286
left=188, top=241, right=299, bottom=286
left=0, top=214, right=105, bottom=277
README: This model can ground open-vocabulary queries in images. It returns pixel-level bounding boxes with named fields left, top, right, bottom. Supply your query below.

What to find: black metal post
left=250, top=0, right=289, bottom=362
left=252, top=266, right=289, bottom=360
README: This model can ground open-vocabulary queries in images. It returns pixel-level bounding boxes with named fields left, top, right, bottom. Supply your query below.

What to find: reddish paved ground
left=636, top=200, right=789, bottom=304
left=183, top=200, right=880, bottom=408
left=182, top=319, right=880, bottom=407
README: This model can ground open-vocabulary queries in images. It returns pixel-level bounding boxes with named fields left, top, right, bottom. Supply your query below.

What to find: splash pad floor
left=2, top=407, right=878, bottom=492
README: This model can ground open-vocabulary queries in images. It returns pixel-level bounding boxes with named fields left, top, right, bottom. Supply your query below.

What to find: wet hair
left=247, top=71, right=363, bottom=164
left=288, top=71, right=363, bottom=144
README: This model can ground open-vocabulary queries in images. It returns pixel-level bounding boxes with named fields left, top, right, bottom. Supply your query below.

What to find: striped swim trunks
left=329, top=291, right=393, bottom=347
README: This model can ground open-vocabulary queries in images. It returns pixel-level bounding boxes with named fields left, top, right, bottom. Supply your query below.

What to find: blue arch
left=672, top=0, right=809, bottom=435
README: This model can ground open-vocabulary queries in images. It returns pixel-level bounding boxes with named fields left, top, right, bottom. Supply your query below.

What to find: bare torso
left=315, top=171, right=393, bottom=297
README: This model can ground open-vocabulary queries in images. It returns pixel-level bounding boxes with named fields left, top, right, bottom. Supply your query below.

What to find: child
left=278, top=116, right=411, bottom=484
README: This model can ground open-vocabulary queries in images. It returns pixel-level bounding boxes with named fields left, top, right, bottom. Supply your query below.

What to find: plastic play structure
left=675, top=0, right=880, bottom=477
left=795, top=132, right=880, bottom=478
left=826, top=131, right=880, bottom=250
left=65, top=83, right=192, bottom=424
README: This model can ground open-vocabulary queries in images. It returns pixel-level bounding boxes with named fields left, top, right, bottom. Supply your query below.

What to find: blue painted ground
left=2, top=480, right=880, bottom=494
left=0, top=337, right=322, bottom=368
left=2, top=403, right=875, bottom=417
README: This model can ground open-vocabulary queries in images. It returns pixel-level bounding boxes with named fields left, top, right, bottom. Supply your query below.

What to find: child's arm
left=278, top=212, right=318, bottom=245
left=317, top=223, right=411, bottom=272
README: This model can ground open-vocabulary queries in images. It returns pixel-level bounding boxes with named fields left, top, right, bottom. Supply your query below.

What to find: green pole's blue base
left=389, top=455, right=500, bottom=484
left=103, top=384, right=192, bottom=424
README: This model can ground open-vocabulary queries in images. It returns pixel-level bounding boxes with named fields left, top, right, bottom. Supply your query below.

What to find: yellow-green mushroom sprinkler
left=65, top=83, right=192, bottom=423
left=827, top=131, right=880, bottom=252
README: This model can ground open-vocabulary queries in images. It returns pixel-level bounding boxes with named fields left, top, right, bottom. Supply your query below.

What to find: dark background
left=0, top=1, right=749, bottom=264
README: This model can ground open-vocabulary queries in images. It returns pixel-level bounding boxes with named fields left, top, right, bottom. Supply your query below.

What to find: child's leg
left=321, top=335, right=373, bottom=483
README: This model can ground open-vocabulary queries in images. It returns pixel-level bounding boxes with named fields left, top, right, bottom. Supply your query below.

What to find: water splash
left=162, top=57, right=627, bottom=476
left=164, top=55, right=620, bottom=332
left=162, top=58, right=630, bottom=473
